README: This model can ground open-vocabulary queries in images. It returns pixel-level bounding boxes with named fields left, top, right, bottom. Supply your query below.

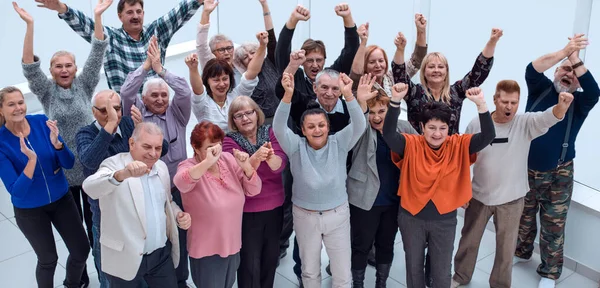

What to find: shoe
left=297, top=276, right=304, bottom=288
left=513, top=256, right=532, bottom=265
left=450, top=278, right=461, bottom=288
left=351, top=269, right=365, bottom=288
left=326, top=263, right=332, bottom=276
left=375, top=263, right=392, bottom=288
left=538, top=277, right=555, bottom=288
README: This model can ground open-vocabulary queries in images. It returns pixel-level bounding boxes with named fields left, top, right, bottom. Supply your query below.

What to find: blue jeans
left=92, top=223, right=110, bottom=288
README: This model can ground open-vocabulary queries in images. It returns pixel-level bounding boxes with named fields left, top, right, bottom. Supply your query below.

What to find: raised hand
left=289, top=50, right=306, bottom=68
left=46, top=120, right=62, bottom=149
left=465, top=87, right=485, bottom=106
left=19, top=132, right=37, bottom=161
left=391, top=83, right=408, bottom=102
left=489, top=28, right=503, bottom=43
left=334, top=3, right=351, bottom=18
left=205, top=144, right=221, bottom=166
left=35, top=0, right=67, bottom=13
left=251, top=143, right=271, bottom=163
left=356, top=73, right=378, bottom=103
left=282, top=72, right=295, bottom=94
left=565, top=34, right=588, bottom=56
left=176, top=212, right=192, bottom=230
left=203, top=0, right=219, bottom=14
left=124, top=161, right=151, bottom=178
left=13, top=2, right=34, bottom=24
left=558, top=92, right=574, bottom=109
left=106, top=93, right=119, bottom=125
left=256, top=31, right=269, bottom=47
left=394, top=32, right=407, bottom=51
left=339, top=73, right=354, bottom=98
left=291, top=5, right=310, bottom=22
left=185, top=53, right=199, bottom=70
left=147, top=36, right=163, bottom=74
left=357, top=22, right=369, bottom=43
left=94, top=0, right=113, bottom=16
left=233, top=148, right=253, bottom=172
left=264, top=142, right=275, bottom=160
left=131, top=106, right=143, bottom=127
left=415, top=13, right=427, bottom=33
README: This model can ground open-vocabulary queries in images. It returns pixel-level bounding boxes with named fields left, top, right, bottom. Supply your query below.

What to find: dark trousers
left=397, top=209, right=456, bottom=288
left=14, top=191, right=90, bottom=288
left=106, top=243, right=177, bottom=288
left=191, top=253, right=241, bottom=288
left=71, top=185, right=93, bottom=284
left=350, top=204, right=399, bottom=270
left=238, top=206, right=283, bottom=288
left=171, top=187, right=189, bottom=288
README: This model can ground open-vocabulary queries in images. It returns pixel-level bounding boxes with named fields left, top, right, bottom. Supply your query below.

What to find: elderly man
left=451, top=80, right=573, bottom=288
left=37, top=0, right=205, bottom=93
left=120, top=36, right=193, bottom=288
left=83, top=122, right=191, bottom=287
left=76, top=90, right=168, bottom=287
left=513, top=35, right=600, bottom=288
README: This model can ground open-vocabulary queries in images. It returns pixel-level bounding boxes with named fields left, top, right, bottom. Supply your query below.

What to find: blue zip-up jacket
left=0, top=114, right=75, bottom=208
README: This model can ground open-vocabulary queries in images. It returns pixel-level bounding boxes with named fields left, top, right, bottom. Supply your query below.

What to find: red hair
left=364, top=45, right=389, bottom=74
left=190, top=121, right=225, bottom=153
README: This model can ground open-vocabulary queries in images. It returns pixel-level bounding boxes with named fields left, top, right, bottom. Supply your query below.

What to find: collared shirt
left=58, top=0, right=201, bottom=93
left=120, top=66, right=192, bottom=184
left=93, top=121, right=122, bottom=137
left=317, top=98, right=345, bottom=114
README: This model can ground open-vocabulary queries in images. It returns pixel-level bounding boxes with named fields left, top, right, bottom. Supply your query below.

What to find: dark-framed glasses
left=233, top=110, right=256, bottom=120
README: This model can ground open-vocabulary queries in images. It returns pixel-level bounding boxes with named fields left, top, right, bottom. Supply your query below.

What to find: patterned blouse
left=392, top=53, right=494, bottom=135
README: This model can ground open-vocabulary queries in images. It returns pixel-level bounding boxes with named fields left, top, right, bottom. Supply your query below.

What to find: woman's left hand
left=46, top=120, right=63, bottom=149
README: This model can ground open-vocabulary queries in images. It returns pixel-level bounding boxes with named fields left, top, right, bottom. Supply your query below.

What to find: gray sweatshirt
left=273, top=99, right=366, bottom=210
left=22, top=36, right=109, bottom=186
left=466, top=106, right=561, bottom=206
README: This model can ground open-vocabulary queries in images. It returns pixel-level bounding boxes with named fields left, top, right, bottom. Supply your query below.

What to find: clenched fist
left=176, top=212, right=192, bottom=230
left=391, top=83, right=408, bottom=102
left=394, top=32, right=407, bottom=50
left=334, top=3, right=351, bottom=18
left=465, top=87, right=485, bottom=106
left=489, top=28, right=503, bottom=43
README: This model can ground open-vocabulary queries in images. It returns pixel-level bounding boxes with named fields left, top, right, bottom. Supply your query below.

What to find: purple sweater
left=223, top=128, right=287, bottom=213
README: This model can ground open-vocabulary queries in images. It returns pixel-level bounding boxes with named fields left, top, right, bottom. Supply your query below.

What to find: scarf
left=227, top=124, right=271, bottom=154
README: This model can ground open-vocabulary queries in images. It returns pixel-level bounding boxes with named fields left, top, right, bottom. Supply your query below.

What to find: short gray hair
left=233, top=42, right=259, bottom=73
left=142, top=78, right=169, bottom=97
left=315, top=69, right=340, bottom=86
left=209, top=34, right=233, bottom=52
left=91, top=90, right=121, bottom=106
left=132, top=122, right=164, bottom=141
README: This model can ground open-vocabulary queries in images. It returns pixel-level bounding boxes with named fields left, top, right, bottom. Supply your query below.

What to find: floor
left=0, top=182, right=597, bottom=288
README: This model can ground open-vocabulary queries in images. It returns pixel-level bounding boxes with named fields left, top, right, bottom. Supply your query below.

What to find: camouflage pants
left=514, top=161, right=574, bottom=280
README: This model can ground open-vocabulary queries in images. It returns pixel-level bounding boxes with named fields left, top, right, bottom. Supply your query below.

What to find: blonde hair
left=227, top=96, right=265, bottom=132
left=0, top=86, right=24, bottom=126
left=419, top=52, right=451, bottom=103
left=50, top=51, right=76, bottom=67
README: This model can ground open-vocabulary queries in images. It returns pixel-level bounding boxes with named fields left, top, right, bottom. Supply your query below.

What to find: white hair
left=132, top=122, right=164, bottom=141
left=315, top=69, right=340, bottom=86
left=233, top=42, right=259, bottom=73
left=142, top=78, right=169, bottom=97
left=209, top=34, right=233, bottom=51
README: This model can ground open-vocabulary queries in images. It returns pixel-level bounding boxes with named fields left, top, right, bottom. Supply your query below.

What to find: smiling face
left=118, top=2, right=145, bottom=37
left=0, top=91, right=27, bottom=124
left=421, top=119, right=449, bottom=149
left=368, top=102, right=388, bottom=132
left=50, top=54, right=77, bottom=89
left=129, top=129, right=163, bottom=169
left=142, top=82, right=169, bottom=115
left=423, top=56, right=448, bottom=87
left=313, top=74, right=340, bottom=112
left=303, top=51, right=326, bottom=81
left=208, top=73, right=231, bottom=99
left=493, top=90, right=520, bottom=123
left=553, top=60, right=580, bottom=93
left=366, top=48, right=388, bottom=79
left=301, top=113, right=329, bottom=150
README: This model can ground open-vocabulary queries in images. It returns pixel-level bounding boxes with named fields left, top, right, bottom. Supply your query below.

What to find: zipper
left=26, top=137, right=52, bottom=204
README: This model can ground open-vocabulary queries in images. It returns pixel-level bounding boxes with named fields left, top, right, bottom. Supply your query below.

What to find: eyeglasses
left=233, top=110, right=255, bottom=120
left=214, top=46, right=234, bottom=54
left=93, top=105, right=122, bottom=114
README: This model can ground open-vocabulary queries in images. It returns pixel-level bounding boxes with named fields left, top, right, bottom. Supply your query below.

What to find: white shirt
left=317, top=98, right=345, bottom=114
left=191, top=72, right=259, bottom=132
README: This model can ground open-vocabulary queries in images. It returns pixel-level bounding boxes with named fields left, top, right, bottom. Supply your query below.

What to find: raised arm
left=406, top=14, right=428, bottom=78
left=245, top=32, right=268, bottom=80
left=482, top=28, right=503, bottom=58
left=14, top=3, right=34, bottom=64
left=196, top=0, right=218, bottom=68
left=78, top=1, right=111, bottom=96
left=275, top=5, right=310, bottom=72
left=335, top=74, right=367, bottom=150
left=391, top=33, right=416, bottom=101
left=260, top=0, right=274, bottom=31
left=382, top=83, right=408, bottom=157
left=355, top=74, right=379, bottom=113
left=153, top=0, right=203, bottom=49
left=120, top=66, right=148, bottom=116
left=464, top=88, right=495, bottom=153
left=260, top=0, right=277, bottom=63
left=532, top=34, right=587, bottom=73
left=350, top=23, right=369, bottom=76
left=275, top=50, right=306, bottom=102
left=164, top=70, right=193, bottom=126
left=329, top=3, right=359, bottom=74
left=45, top=0, right=97, bottom=43
left=273, top=73, right=301, bottom=155
left=455, top=30, right=499, bottom=96
left=186, top=53, right=205, bottom=95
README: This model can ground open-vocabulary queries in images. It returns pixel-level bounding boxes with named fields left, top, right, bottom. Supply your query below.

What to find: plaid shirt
left=58, top=0, right=202, bottom=93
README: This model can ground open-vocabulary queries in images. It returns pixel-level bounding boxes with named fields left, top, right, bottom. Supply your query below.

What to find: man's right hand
left=104, top=92, right=119, bottom=131
left=35, top=0, right=68, bottom=14
left=122, top=161, right=151, bottom=179
left=287, top=5, right=310, bottom=28
left=289, top=50, right=306, bottom=68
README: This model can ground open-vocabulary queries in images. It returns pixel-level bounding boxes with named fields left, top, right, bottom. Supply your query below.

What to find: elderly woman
left=0, top=86, right=90, bottom=288
left=274, top=72, right=365, bottom=288
left=347, top=75, right=418, bottom=288
left=381, top=84, right=495, bottom=288
left=350, top=14, right=428, bottom=96
left=392, top=28, right=502, bottom=135
left=189, top=31, right=267, bottom=132
left=15, top=2, right=109, bottom=279
left=173, top=121, right=262, bottom=288
left=222, top=96, right=286, bottom=288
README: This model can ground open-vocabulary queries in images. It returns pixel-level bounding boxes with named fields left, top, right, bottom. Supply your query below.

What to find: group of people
left=0, top=0, right=598, bottom=288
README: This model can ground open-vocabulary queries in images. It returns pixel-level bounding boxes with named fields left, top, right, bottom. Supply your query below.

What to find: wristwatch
left=572, top=61, right=584, bottom=70
left=158, top=68, right=167, bottom=78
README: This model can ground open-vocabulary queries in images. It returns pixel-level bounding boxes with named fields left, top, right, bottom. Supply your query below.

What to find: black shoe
left=326, top=263, right=332, bottom=276
left=367, top=246, right=376, bottom=267
left=351, top=269, right=365, bottom=288
left=297, top=276, right=304, bottom=288
left=375, top=263, right=392, bottom=288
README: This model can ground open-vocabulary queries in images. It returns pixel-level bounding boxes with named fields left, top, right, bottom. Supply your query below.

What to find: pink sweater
left=222, top=128, right=287, bottom=213
left=173, top=152, right=262, bottom=259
